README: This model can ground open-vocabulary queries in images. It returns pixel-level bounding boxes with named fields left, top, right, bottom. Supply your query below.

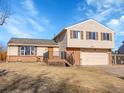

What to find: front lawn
left=0, top=62, right=124, bottom=93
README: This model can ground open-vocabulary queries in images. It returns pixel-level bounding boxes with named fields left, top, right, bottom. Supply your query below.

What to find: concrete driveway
left=92, top=65, right=124, bottom=77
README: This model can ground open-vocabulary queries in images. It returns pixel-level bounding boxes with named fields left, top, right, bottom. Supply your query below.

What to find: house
left=118, top=41, right=124, bottom=54
left=7, top=19, right=115, bottom=65
left=7, top=38, right=59, bottom=62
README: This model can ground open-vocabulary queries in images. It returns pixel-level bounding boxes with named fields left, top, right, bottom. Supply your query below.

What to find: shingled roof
left=8, top=38, right=58, bottom=46
left=118, top=41, right=124, bottom=54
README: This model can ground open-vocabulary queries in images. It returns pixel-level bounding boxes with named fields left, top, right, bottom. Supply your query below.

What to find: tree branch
left=0, top=0, right=11, bottom=26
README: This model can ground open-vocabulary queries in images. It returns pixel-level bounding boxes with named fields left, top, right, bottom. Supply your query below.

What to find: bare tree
left=0, top=0, right=11, bottom=25
left=0, top=43, right=3, bottom=51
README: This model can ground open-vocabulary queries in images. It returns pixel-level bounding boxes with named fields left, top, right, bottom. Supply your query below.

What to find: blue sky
left=0, top=0, right=124, bottom=50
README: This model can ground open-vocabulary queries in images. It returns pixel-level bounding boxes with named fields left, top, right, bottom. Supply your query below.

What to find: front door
left=48, top=47, right=53, bottom=59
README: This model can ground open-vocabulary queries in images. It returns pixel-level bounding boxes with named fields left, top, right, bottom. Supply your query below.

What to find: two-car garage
left=80, top=51, right=109, bottom=65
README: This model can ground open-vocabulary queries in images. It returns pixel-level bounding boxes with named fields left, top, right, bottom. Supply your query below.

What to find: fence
left=0, top=51, right=6, bottom=62
left=112, top=54, right=124, bottom=64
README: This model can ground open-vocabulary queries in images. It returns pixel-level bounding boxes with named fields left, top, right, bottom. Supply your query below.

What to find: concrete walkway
left=91, top=65, right=124, bottom=77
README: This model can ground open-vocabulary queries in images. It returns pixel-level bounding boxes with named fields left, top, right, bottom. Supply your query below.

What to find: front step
left=64, top=61, right=73, bottom=67
left=47, top=59, right=72, bottom=67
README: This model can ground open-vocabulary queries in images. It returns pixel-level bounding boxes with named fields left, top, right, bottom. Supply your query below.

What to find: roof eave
left=8, top=43, right=59, bottom=47
left=53, top=28, right=67, bottom=40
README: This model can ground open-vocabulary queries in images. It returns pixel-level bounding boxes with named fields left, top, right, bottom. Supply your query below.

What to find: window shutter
left=81, top=31, right=83, bottom=39
left=18, top=46, right=20, bottom=56
left=101, top=32, right=103, bottom=40
left=86, top=32, right=89, bottom=40
left=96, top=32, right=98, bottom=40
left=70, top=30, right=73, bottom=39
left=109, top=33, right=112, bottom=41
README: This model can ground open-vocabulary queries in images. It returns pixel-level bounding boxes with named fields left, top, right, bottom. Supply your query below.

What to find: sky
left=0, top=0, right=124, bottom=50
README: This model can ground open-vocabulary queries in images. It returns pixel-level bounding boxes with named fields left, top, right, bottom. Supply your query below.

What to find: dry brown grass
left=0, top=62, right=124, bottom=93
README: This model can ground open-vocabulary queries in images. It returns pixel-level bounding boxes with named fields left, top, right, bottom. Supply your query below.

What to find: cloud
left=20, top=0, right=51, bottom=29
left=0, top=0, right=52, bottom=39
left=21, top=0, right=38, bottom=15
left=76, top=0, right=124, bottom=22
left=2, top=16, right=33, bottom=38
left=27, top=18, right=44, bottom=32
left=75, top=0, right=124, bottom=49
left=107, top=15, right=124, bottom=36
left=108, top=19, right=119, bottom=26
left=5, top=24, right=33, bottom=38
left=86, top=8, right=113, bottom=22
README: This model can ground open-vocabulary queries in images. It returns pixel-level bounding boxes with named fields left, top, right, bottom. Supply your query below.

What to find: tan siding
left=37, top=47, right=48, bottom=56
left=66, top=20, right=114, bottom=49
left=54, top=30, right=67, bottom=51
left=53, top=47, right=59, bottom=56
left=7, top=46, right=18, bottom=56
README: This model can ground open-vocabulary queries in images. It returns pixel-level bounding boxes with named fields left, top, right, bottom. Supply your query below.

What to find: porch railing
left=43, top=51, right=74, bottom=65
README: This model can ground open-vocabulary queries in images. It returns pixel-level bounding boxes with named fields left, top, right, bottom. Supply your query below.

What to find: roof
left=53, top=19, right=114, bottom=40
left=65, top=19, right=114, bottom=32
left=118, top=42, right=124, bottom=54
left=53, top=29, right=66, bottom=40
left=8, top=38, right=58, bottom=46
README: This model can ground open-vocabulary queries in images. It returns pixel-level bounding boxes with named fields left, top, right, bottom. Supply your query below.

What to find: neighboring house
left=118, top=41, right=124, bottom=54
left=7, top=19, right=115, bottom=65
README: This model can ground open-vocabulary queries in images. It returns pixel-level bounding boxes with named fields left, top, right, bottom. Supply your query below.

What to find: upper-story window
left=101, top=33, right=112, bottom=41
left=87, top=32, right=98, bottom=40
left=73, top=31, right=80, bottom=39
left=103, top=33, right=110, bottom=40
left=20, top=46, right=36, bottom=56
left=70, top=30, right=83, bottom=39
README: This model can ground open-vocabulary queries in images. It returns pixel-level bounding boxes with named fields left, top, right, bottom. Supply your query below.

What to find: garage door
left=80, top=52, right=109, bottom=65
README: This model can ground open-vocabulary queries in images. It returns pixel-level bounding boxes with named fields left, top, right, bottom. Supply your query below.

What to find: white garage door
left=80, top=52, right=109, bottom=65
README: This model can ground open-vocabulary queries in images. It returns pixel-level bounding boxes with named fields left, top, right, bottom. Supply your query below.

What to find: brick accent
left=7, top=56, right=43, bottom=62
left=66, top=48, right=80, bottom=66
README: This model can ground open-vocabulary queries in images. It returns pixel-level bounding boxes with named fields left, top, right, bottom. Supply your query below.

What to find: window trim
left=103, top=33, right=110, bottom=41
left=87, top=32, right=98, bottom=40
left=73, top=31, right=80, bottom=39
left=19, top=46, right=36, bottom=56
left=70, top=30, right=83, bottom=39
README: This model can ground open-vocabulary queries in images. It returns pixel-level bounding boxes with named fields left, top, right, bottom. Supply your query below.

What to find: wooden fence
left=0, top=51, right=7, bottom=62
left=112, top=54, right=124, bottom=64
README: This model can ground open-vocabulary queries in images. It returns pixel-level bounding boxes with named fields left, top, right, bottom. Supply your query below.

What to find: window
left=60, top=51, right=65, bottom=59
left=20, top=46, right=36, bottom=56
left=20, top=46, right=25, bottom=55
left=70, top=30, right=82, bottom=39
left=73, top=31, right=80, bottom=39
left=88, top=32, right=97, bottom=40
left=103, top=33, right=110, bottom=40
